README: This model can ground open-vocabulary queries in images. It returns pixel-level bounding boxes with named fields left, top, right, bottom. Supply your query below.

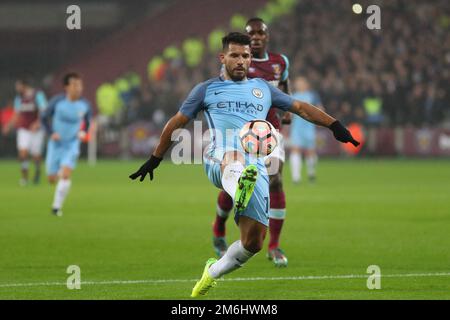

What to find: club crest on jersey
left=272, top=64, right=281, bottom=80
left=249, top=67, right=256, bottom=73
left=252, top=88, right=263, bottom=99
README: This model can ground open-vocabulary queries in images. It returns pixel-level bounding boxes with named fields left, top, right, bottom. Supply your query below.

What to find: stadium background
left=0, top=0, right=449, bottom=300
left=1, top=0, right=449, bottom=159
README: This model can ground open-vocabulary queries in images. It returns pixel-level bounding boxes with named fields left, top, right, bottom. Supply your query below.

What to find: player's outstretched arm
left=129, top=112, right=190, bottom=182
left=290, top=100, right=360, bottom=147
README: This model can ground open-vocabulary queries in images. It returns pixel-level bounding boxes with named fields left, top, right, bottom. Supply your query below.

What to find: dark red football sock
left=269, top=219, right=284, bottom=251
left=268, top=191, right=286, bottom=251
left=218, top=190, right=233, bottom=212
left=213, top=215, right=227, bottom=237
left=212, top=191, right=233, bottom=238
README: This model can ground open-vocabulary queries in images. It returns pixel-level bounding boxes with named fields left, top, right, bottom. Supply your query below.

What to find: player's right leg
left=51, top=166, right=72, bottom=216
left=192, top=216, right=266, bottom=298
left=46, top=139, right=59, bottom=183
left=31, top=155, right=42, bottom=184
left=212, top=190, right=233, bottom=257
left=17, top=129, right=31, bottom=186
left=209, top=215, right=265, bottom=276
left=193, top=151, right=263, bottom=297
left=18, top=149, right=30, bottom=186
left=266, top=157, right=288, bottom=267
left=30, top=129, right=45, bottom=184
left=49, top=140, right=79, bottom=216
left=46, top=140, right=62, bottom=215
left=213, top=151, right=258, bottom=257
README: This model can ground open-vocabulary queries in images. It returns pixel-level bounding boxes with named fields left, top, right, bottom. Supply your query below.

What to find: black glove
left=329, top=120, right=360, bottom=147
left=129, top=155, right=162, bottom=181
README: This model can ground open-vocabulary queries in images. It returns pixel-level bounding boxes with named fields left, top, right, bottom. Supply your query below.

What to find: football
left=239, top=119, right=278, bottom=157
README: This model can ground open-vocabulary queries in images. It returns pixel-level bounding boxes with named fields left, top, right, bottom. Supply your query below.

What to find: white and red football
left=239, top=119, right=278, bottom=157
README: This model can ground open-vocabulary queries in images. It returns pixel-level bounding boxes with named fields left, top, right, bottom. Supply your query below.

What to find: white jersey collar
left=251, top=52, right=269, bottom=62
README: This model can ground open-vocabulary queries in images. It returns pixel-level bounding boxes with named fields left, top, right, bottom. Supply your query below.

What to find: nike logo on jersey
left=214, top=91, right=224, bottom=95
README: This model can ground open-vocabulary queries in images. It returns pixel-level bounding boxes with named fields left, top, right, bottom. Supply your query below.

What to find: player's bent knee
left=241, top=238, right=263, bottom=253
left=61, top=167, right=72, bottom=180
left=238, top=215, right=266, bottom=253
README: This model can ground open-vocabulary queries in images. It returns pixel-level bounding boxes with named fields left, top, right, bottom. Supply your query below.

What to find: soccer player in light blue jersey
left=130, top=33, right=359, bottom=297
left=290, top=76, right=323, bottom=183
left=42, top=73, right=92, bottom=216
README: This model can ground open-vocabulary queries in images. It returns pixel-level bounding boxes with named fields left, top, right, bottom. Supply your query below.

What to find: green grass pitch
left=0, top=159, right=449, bottom=299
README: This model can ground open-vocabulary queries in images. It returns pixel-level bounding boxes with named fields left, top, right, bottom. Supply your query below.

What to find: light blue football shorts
left=46, top=139, right=80, bottom=175
left=290, top=123, right=316, bottom=149
left=203, top=146, right=270, bottom=227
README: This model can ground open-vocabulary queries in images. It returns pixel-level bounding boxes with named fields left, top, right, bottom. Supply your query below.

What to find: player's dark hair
left=222, top=32, right=251, bottom=50
left=246, top=17, right=265, bottom=26
left=245, top=17, right=269, bottom=33
left=63, top=72, right=81, bottom=86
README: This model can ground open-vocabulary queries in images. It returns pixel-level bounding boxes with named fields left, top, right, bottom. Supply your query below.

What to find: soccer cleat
left=51, top=208, right=63, bottom=217
left=212, top=236, right=228, bottom=258
left=267, top=248, right=288, bottom=267
left=19, top=178, right=28, bottom=187
left=191, top=258, right=218, bottom=298
left=234, top=165, right=258, bottom=212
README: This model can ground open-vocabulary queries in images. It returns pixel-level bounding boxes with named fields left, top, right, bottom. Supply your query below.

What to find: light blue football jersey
left=179, top=76, right=294, bottom=227
left=42, top=94, right=92, bottom=142
left=179, top=76, right=294, bottom=151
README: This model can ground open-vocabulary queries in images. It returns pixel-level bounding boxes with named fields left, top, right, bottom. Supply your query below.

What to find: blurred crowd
left=273, top=0, right=450, bottom=126
left=3, top=0, right=448, bottom=131
left=125, top=0, right=449, bottom=128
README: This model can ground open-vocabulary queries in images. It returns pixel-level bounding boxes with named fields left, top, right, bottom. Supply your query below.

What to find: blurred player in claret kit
left=212, top=18, right=293, bottom=267
left=290, top=76, right=323, bottom=183
left=129, top=32, right=359, bottom=297
left=41, top=73, right=92, bottom=216
left=2, top=79, right=47, bottom=185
